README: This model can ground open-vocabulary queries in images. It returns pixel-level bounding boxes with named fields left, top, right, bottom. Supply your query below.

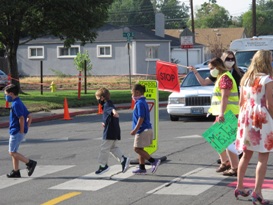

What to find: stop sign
left=156, top=60, right=180, bottom=92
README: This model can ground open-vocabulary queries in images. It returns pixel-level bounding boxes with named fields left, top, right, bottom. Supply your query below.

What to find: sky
left=189, top=0, right=252, bottom=16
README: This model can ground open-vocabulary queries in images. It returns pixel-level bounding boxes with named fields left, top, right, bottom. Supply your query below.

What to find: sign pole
left=123, top=29, right=134, bottom=89
left=128, top=42, right=132, bottom=89
left=185, top=29, right=189, bottom=72
left=180, top=27, right=194, bottom=73
left=186, top=49, right=189, bottom=72
left=40, top=60, right=43, bottom=95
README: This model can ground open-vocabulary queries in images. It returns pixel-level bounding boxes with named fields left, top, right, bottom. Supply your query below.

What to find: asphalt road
left=0, top=108, right=272, bottom=205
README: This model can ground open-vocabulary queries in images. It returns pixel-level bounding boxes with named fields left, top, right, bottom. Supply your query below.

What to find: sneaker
left=132, top=168, right=147, bottom=175
left=121, top=157, right=130, bottom=173
left=7, top=170, right=21, bottom=178
left=95, top=165, right=110, bottom=175
left=151, top=159, right=161, bottom=174
left=26, top=159, right=37, bottom=176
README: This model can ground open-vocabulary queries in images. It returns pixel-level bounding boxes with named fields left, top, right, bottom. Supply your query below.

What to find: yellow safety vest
left=208, top=72, right=239, bottom=116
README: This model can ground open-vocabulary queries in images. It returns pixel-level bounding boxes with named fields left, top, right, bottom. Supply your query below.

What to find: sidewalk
left=0, top=102, right=168, bottom=128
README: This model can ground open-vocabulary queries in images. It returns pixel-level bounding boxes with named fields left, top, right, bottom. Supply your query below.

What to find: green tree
left=108, top=0, right=134, bottom=26
left=230, top=16, right=243, bottom=28
left=128, top=0, right=155, bottom=29
left=242, top=0, right=273, bottom=36
left=108, top=0, right=155, bottom=28
left=241, top=11, right=253, bottom=37
left=157, top=0, right=189, bottom=29
left=0, top=0, right=113, bottom=91
left=108, top=0, right=189, bottom=29
left=192, top=1, right=231, bottom=28
left=74, top=51, right=92, bottom=72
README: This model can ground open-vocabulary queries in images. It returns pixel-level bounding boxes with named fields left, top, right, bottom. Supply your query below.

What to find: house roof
left=165, top=27, right=246, bottom=49
left=96, top=24, right=181, bottom=46
left=21, top=24, right=180, bottom=46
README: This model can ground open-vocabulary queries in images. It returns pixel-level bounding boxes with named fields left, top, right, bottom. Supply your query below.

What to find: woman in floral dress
left=235, top=50, right=273, bottom=204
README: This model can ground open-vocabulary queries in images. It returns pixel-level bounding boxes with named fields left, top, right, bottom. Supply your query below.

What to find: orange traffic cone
left=5, top=101, right=9, bottom=109
left=63, top=98, right=72, bottom=120
left=130, top=99, right=135, bottom=109
left=97, top=104, right=103, bottom=114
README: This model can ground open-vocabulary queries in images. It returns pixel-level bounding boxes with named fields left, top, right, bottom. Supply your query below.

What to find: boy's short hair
left=132, top=84, right=146, bottom=94
left=95, top=87, right=110, bottom=100
left=4, top=84, right=19, bottom=95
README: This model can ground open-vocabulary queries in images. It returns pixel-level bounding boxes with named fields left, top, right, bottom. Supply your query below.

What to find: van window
left=235, top=50, right=273, bottom=69
left=235, top=51, right=256, bottom=68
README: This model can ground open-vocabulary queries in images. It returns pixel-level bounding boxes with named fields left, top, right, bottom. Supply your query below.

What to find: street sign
left=181, top=44, right=193, bottom=49
left=123, top=32, right=134, bottom=38
left=123, top=32, right=134, bottom=42
left=181, top=36, right=193, bottom=49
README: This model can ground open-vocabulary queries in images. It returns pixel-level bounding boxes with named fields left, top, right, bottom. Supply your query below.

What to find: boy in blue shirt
left=4, top=84, right=37, bottom=178
left=130, top=84, right=161, bottom=174
left=95, top=87, right=130, bottom=174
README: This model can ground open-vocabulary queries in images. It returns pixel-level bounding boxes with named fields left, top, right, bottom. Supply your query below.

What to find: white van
left=230, top=36, right=273, bottom=71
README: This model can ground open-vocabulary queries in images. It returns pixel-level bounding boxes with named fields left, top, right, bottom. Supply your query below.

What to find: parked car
left=167, top=68, right=213, bottom=121
left=0, top=69, right=8, bottom=90
left=194, top=60, right=210, bottom=69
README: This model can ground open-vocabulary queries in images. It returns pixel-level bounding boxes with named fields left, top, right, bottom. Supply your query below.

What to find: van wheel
left=170, top=115, right=179, bottom=121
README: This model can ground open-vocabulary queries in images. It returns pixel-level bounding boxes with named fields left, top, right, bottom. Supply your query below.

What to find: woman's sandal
left=234, top=188, right=252, bottom=200
left=216, top=161, right=231, bottom=173
left=251, top=192, right=270, bottom=205
left=223, top=168, right=237, bottom=176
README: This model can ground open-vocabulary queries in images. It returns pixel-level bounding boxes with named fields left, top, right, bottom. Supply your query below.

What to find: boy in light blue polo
left=4, top=84, right=37, bottom=178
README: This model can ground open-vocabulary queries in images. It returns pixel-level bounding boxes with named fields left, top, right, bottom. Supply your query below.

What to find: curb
left=0, top=122, right=9, bottom=128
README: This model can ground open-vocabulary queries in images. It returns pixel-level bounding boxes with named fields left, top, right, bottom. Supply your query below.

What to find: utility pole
left=190, top=0, right=195, bottom=43
left=252, top=0, right=256, bottom=36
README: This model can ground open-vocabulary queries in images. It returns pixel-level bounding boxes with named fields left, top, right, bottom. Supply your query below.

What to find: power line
left=108, top=1, right=190, bottom=15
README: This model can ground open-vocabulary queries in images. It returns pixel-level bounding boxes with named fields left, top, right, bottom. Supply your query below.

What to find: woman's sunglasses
left=225, top=57, right=235, bottom=61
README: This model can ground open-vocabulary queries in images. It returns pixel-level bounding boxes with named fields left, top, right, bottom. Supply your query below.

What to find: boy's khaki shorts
left=134, top=129, right=153, bottom=148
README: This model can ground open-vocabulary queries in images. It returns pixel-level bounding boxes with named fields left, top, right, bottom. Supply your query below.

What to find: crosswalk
left=0, top=165, right=74, bottom=189
left=50, top=165, right=139, bottom=191
left=147, top=167, right=229, bottom=196
left=1, top=164, right=273, bottom=201
left=0, top=165, right=232, bottom=195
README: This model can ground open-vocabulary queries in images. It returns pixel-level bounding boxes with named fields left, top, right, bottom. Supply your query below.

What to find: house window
left=28, top=46, right=44, bottom=59
left=145, top=44, right=159, bottom=60
left=97, top=45, right=112, bottom=58
left=57, top=46, right=80, bottom=58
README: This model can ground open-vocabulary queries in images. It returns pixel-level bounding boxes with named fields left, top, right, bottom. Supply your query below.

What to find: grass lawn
left=0, top=75, right=178, bottom=116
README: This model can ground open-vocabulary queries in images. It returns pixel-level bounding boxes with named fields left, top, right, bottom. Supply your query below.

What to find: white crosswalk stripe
left=0, top=165, right=74, bottom=189
left=147, top=167, right=229, bottom=195
left=49, top=165, right=150, bottom=191
left=176, top=135, right=202, bottom=139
